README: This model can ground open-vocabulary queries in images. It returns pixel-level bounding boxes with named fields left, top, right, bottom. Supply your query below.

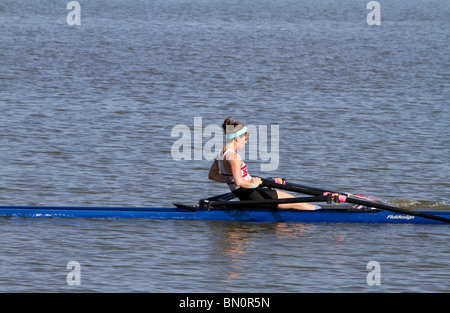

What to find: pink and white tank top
left=217, top=149, right=252, bottom=191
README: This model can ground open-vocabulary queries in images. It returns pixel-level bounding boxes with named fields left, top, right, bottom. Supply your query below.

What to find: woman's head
left=222, top=116, right=248, bottom=149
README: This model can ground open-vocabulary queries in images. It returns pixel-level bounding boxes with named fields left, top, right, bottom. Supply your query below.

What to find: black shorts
left=232, top=187, right=279, bottom=210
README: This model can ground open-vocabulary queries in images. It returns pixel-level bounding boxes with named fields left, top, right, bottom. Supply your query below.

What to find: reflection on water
left=210, top=222, right=353, bottom=291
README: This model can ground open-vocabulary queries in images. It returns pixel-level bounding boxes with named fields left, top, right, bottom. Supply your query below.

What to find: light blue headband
left=227, top=126, right=248, bottom=139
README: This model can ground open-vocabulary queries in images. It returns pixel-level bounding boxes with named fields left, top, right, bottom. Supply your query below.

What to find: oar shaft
left=261, top=178, right=450, bottom=224
left=201, top=195, right=327, bottom=209
left=342, top=196, right=450, bottom=224
left=261, top=178, right=324, bottom=196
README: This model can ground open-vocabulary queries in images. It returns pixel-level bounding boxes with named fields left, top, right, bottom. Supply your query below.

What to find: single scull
left=0, top=205, right=448, bottom=224
left=1, top=178, right=448, bottom=224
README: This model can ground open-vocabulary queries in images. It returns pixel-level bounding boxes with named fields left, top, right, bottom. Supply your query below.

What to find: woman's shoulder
left=223, top=150, right=241, bottom=162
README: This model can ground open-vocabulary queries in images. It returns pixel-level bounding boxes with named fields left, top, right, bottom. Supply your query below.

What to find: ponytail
left=222, top=116, right=244, bottom=134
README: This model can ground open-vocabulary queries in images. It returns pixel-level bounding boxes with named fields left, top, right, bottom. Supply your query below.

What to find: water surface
left=0, top=0, right=448, bottom=292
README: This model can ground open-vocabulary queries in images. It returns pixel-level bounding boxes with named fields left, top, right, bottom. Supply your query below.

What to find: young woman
left=208, top=117, right=319, bottom=210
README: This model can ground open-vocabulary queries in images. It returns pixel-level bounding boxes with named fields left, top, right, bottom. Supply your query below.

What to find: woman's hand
left=251, top=177, right=261, bottom=187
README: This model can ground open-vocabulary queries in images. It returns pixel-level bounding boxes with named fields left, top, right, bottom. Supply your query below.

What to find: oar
left=261, top=178, right=326, bottom=196
left=261, top=178, right=376, bottom=201
left=261, top=178, right=450, bottom=224
left=336, top=196, right=450, bottom=224
left=200, top=195, right=327, bottom=209
left=205, top=192, right=237, bottom=201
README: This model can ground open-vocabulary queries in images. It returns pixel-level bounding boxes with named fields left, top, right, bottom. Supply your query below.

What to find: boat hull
left=0, top=205, right=448, bottom=224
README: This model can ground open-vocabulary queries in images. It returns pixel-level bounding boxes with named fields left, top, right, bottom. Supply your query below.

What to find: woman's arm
left=208, top=159, right=227, bottom=183
left=228, top=154, right=260, bottom=189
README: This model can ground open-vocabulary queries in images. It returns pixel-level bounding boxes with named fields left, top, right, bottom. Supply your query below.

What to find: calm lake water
left=0, top=0, right=449, bottom=292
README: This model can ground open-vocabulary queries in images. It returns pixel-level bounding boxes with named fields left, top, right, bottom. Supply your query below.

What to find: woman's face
left=235, top=133, right=248, bottom=151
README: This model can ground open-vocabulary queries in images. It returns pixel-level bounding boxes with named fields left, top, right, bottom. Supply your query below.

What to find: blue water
left=0, top=0, right=449, bottom=292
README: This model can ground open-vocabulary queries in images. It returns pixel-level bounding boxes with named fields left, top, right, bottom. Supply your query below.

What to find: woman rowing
left=208, top=117, right=319, bottom=210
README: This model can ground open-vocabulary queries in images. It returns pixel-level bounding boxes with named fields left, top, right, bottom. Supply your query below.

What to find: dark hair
left=222, top=116, right=245, bottom=136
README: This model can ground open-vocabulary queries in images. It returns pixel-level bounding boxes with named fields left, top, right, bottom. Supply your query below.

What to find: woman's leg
left=276, top=190, right=318, bottom=210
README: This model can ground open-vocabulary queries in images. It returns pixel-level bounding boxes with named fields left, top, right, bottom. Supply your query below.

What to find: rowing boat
left=0, top=205, right=448, bottom=224
left=1, top=179, right=448, bottom=224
